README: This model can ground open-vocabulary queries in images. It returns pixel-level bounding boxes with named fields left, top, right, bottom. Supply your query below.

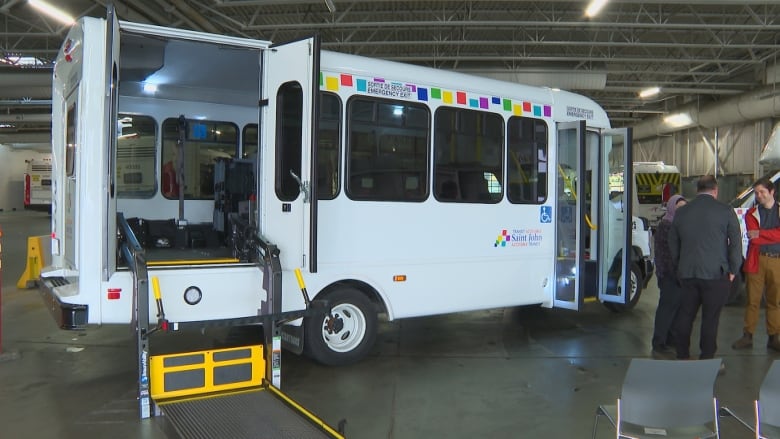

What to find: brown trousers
left=744, top=254, right=780, bottom=335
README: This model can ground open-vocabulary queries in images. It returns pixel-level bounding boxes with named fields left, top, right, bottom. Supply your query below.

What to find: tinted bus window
left=243, top=124, right=258, bottom=159
left=66, top=103, right=76, bottom=177
left=275, top=82, right=304, bottom=202
left=346, top=97, right=429, bottom=201
left=507, top=116, right=548, bottom=204
left=433, top=107, right=504, bottom=203
left=318, top=92, right=342, bottom=200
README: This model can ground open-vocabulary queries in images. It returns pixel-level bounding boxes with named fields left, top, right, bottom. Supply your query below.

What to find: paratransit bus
left=23, top=156, right=52, bottom=211
left=40, top=15, right=652, bottom=387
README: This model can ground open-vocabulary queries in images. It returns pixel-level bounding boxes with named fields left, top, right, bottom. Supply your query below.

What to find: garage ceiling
left=1, top=0, right=779, bottom=145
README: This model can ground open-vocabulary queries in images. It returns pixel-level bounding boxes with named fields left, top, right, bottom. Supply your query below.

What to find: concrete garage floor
left=0, top=210, right=775, bottom=438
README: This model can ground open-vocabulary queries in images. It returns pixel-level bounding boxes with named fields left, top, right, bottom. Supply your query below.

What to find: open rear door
left=103, top=8, right=120, bottom=281
left=598, top=128, right=633, bottom=306
left=260, top=37, right=320, bottom=275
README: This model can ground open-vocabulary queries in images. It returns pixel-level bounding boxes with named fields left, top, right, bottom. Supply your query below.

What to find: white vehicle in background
left=24, top=156, right=52, bottom=211
left=633, top=161, right=681, bottom=228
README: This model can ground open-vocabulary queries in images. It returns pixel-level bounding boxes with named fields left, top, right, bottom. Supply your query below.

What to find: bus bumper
left=38, top=276, right=88, bottom=330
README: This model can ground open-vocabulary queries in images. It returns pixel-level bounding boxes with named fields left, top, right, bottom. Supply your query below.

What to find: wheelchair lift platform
left=150, top=344, right=344, bottom=439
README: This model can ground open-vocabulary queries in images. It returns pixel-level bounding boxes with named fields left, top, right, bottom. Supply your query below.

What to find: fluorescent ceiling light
left=143, top=83, right=158, bottom=94
left=664, top=113, right=693, bottom=128
left=639, top=87, right=660, bottom=98
left=29, top=0, right=75, bottom=26
left=585, top=0, right=608, bottom=17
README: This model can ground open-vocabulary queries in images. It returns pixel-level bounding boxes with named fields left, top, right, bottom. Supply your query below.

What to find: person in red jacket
left=733, top=177, right=780, bottom=351
left=162, top=148, right=180, bottom=198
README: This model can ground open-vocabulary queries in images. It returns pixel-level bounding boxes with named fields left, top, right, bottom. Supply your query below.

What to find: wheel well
left=315, top=279, right=388, bottom=315
left=631, top=246, right=646, bottom=276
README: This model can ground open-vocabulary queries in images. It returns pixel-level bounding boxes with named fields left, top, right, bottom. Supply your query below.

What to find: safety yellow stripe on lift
left=147, top=258, right=240, bottom=266
left=266, top=384, right=346, bottom=438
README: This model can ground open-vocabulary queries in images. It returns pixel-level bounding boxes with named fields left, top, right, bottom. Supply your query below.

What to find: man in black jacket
left=669, top=175, right=742, bottom=361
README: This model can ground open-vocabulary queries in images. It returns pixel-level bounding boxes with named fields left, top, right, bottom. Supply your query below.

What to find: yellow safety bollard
left=17, top=235, right=44, bottom=289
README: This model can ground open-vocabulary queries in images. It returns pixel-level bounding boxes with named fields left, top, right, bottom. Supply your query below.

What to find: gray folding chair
left=758, top=360, right=780, bottom=439
left=592, top=358, right=722, bottom=439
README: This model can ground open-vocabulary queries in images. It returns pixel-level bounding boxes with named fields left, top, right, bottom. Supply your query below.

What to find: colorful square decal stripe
left=320, top=73, right=555, bottom=119
left=325, top=76, right=339, bottom=91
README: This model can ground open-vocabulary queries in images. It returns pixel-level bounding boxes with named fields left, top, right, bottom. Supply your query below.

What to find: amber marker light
left=393, top=275, right=407, bottom=282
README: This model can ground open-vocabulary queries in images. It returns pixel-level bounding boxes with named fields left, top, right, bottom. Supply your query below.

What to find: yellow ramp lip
left=147, top=258, right=240, bottom=266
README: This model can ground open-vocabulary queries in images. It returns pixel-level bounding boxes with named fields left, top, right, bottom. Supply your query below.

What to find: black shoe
left=768, top=335, right=780, bottom=352
left=732, top=333, right=753, bottom=350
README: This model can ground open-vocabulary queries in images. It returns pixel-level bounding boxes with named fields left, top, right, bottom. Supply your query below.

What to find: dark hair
left=753, top=177, right=775, bottom=193
left=697, top=175, right=718, bottom=192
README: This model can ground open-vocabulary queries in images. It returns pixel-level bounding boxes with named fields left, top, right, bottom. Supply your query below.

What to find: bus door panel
left=598, top=128, right=633, bottom=305
left=553, top=121, right=586, bottom=310
left=103, top=11, right=120, bottom=281
left=261, top=36, right=320, bottom=272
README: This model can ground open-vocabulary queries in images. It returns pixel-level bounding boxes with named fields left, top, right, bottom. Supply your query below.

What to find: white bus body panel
left=99, top=267, right=266, bottom=324
left=42, top=17, right=624, bottom=333
left=48, top=18, right=110, bottom=322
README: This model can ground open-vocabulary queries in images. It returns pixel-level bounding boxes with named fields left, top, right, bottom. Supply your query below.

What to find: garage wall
left=0, top=145, right=50, bottom=212
left=633, top=118, right=776, bottom=200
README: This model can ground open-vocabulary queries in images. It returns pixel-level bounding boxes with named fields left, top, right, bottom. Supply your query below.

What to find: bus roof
left=322, top=50, right=611, bottom=128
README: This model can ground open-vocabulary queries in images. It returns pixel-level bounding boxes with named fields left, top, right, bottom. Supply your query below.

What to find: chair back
left=759, top=360, right=780, bottom=428
left=620, top=358, right=721, bottom=428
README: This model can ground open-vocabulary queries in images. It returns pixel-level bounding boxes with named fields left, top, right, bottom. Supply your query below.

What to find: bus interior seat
left=459, top=172, right=488, bottom=201
left=438, top=179, right=459, bottom=200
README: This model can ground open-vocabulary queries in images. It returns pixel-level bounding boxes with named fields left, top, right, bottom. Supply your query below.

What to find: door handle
left=289, top=169, right=310, bottom=203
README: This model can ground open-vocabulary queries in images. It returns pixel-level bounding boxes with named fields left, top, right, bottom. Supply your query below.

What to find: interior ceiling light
left=664, top=113, right=693, bottom=128
left=585, top=0, right=608, bottom=17
left=29, top=0, right=75, bottom=26
left=639, top=87, right=660, bottom=98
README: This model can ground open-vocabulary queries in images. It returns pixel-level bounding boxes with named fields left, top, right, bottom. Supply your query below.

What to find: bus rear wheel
left=304, top=287, right=377, bottom=366
left=604, top=264, right=643, bottom=312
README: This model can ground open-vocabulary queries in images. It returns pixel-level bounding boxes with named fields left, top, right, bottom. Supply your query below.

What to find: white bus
left=24, top=156, right=52, bottom=211
left=40, top=16, right=652, bottom=368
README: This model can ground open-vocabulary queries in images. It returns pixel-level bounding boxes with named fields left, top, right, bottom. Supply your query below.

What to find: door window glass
left=161, top=118, right=238, bottom=199
left=116, top=114, right=157, bottom=198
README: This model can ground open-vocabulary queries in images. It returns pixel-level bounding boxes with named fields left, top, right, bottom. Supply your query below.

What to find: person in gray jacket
left=669, top=175, right=742, bottom=361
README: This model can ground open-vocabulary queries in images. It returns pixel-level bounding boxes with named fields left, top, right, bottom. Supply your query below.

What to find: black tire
left=604, top=264, right=643, bottom=313
left=303, top=287, right=377, bottom=366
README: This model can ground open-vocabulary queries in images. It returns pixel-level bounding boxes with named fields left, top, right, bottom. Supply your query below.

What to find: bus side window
left=433, top=107, right=503, bottom=203
left=161, top=118, right=238, bottom=200
left=317, top=92, right=342, bottom=200
left=507, top=116, right=548, bottom=204
left=346, top=96, right=430, bottom=202
left=116, top=114, right=157, bottom=198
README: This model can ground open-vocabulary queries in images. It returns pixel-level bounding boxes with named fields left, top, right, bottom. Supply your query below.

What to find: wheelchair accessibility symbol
left=540, top=206, right=552, bottom=223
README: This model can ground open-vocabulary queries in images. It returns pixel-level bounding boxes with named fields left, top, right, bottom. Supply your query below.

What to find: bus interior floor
left=0, top=210, right=771, bottom=439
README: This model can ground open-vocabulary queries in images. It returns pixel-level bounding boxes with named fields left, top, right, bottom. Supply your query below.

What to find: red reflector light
left=24, top=174, right=30, bottom=206
left=107, top=288, right=121, bottom=300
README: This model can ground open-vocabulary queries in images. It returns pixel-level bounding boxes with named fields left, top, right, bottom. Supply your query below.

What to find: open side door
left=260, top=36, right=321, bottom=274
left=103, top=7, right=120, bottom=281
left=553, top=121, right=586, bottom=310
left=598, top=128, right=633, bottom=305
